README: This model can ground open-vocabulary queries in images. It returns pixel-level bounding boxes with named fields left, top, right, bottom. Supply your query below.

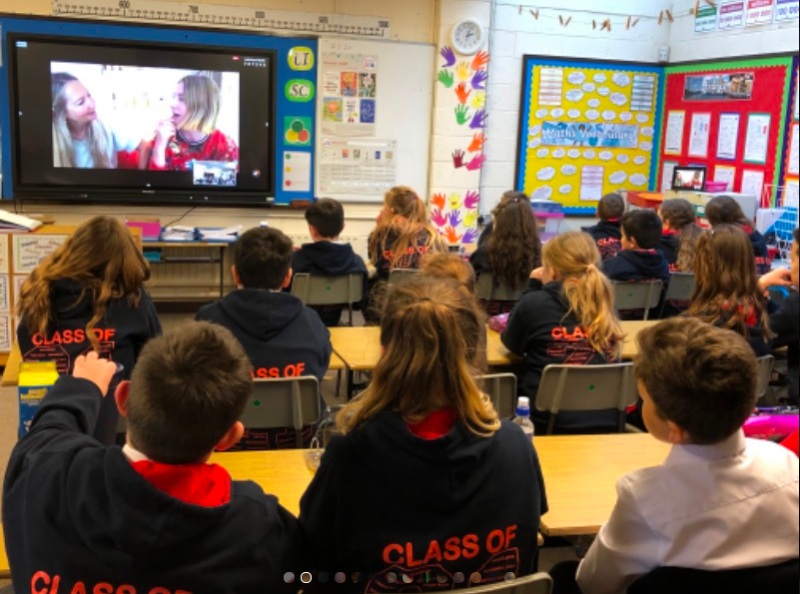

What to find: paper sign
left=789, top=122, right=799, bottom=177
left=689, top=113, right=712, bottom=158
left=742, top=169, right=766, bottom=201
left=746, top=0, right=775, bottom=25
left=0, top=314, right=10, bottom=352
left=661, top=161, right=679, bottom=192
left=775, top=0, right=800, bottom=21
left=744, top=113, right=771, bottom=164
left=580, top=166, right=605, bottom=201
left=0, top=275, right=9, bottom=312
left=0, top=235, right=8, bottom=274
left=13, top=275, right=26, bottom=309
left=717, top=113, right=741, bottom=160
left=665, top=111, right=686, bottom=155
left=282, top=152, right=312, bottom=193
left=715, top=165, right=738, bottom=191
left=13, top=235, right=68, bottom=274
left=539, top=68, right=564, bottom=106
left=319, top=138, right=398, bottom=196
left=719, top=1, right=746, bottom=28
left=695, top=4, right=719, bottom=31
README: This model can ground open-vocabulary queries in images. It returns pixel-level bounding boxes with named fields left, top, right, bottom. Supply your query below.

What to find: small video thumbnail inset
left=193, top=160, right=238, bottom=187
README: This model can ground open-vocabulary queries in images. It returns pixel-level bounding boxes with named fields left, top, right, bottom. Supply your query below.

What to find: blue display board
left=0, top=17, right=317, bottom=206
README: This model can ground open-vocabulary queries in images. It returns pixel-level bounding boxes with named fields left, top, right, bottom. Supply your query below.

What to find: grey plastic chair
left=535, top=363, right=638, bottom=435
left=479, top=373, right=518, bottom=419
left=756, top=355, right=775, bottom=402
left=476, top=274, right=526, bottom=303
left=291, top=272, right=364, bottom=326
left=387, top=268, right=421, bottom=285
left=242, top=377, right=322, bottom=448
left=659, top=273, right=696, bottom=317
left=454, top=573, right=552, bottom=594
left=613, top=280, right=664, bottom=321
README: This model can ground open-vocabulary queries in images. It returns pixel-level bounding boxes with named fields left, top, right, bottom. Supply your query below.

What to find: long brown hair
left=660, top=199, right=704, bottom=272
left=489, top=191, right=542, bottom=289
left=52, top=73, right=113, bottom=169
left=688, top=224, right=770, bottom=339
left=420, top=252, right=477, bottom=294
left=338, top=276, right=499, bottom=437
left=705, top=195, right=752, bottom=229
left=368, top=187, right=447, bottom=268
left=544, top=232, right=623, bottom=358
left=17, top=216, right=151, bottom=351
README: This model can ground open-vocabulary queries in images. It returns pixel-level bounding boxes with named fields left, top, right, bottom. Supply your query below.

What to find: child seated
left=687, top=224, right=772, bottom=357
left=3, top=324, right=302, bottom=592
left=576, top=318, right=799, bottom=594
left=658, top=199, right=703, bottom=273
left=197, top=227, right=332, bottom=449
left=706, top=195, right=771, bottom=275
left=582, top=193, right=625, bottom=260
left=292, top=198, right=368, bottom=326
left=603, top=209, right=670, bottom=285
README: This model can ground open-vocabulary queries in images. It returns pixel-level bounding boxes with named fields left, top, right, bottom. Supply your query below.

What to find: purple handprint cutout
left=471, top=69, right=489, bottom=90
left=470, top=110, right=488, bottom=129
left=440, top=46, right=457, bottom=68
left=464, top=191, right=480, bottom=210
left=466, top=154, right=488, bottom=172
left=431, top=208, right=448, bottom=228
left=448, top=210, right=463, bottom=227
left=463, top=228, right=480, bottom=245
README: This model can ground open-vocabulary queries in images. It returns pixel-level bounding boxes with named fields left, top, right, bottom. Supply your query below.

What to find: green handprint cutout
left=455, top=104, right=471, bottom=126
left=438, top=69, right=455, bottom=89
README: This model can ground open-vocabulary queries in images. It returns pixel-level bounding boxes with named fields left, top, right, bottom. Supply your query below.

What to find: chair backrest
left=628, top=559, right=799, bottom=594
left=479, top=373, right=518, bottom=419
left=241, top=377, right=322, bottom=447
left=613, top=281, right=663, bottom=321
left=756, top=355, right=775, bottom=401
left=388, top=268, right=421, bottom=285
left=291, top=273, right=365, bottom=307
left=454, top=573, right=553, bottom=594
left=476, top=274, right=525, bottom=303
left=535, top=363, right=638, bottom=434
left=663, top=272, right=695, bottom=302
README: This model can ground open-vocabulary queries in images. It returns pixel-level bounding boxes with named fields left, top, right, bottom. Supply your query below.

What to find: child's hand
left=73, top=352, right=118, bottom=396
left=759, top=267, right=792, bottom=293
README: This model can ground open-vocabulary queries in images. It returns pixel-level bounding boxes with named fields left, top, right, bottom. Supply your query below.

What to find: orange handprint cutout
left=444, top=226, right=464, bottom=244
left=455, top=83, right=472, bottom=105
left=468, top=133, right=486, bottom=153
left=471, top=50, right=490, bottom=71
left=431, top=193, right=447, bottom=210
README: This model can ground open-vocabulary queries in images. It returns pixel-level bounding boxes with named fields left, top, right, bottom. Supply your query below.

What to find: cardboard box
left=18, top=361, right=59, bottom=438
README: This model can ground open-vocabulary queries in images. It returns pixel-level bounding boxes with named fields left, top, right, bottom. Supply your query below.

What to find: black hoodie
left=16, top=279, right=162, bottom=444
left=291, top=241, right=368, bottom=326
left=770, top=292, right=799, bottom=404
left=749, top=229, right=772, bottom=276
left=501, top=281, right=620, bottom=433
left=581, top=220, right=623, bottom=261
left=659, top=231, right=682, bottom=272
left=299, top=411, right=547, bottom=593
left=2, top=376, right=302, bottom=593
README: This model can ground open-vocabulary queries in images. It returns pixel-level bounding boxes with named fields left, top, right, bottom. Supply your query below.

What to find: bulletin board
left=516, top=57, right=665, bottom=215
left=780, top=57, right=799, bottom=191
left=656, top=56, right=795, bottom=207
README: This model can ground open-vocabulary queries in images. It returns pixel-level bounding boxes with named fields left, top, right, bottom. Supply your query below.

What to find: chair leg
left=336, top=370, right=342, bottom=401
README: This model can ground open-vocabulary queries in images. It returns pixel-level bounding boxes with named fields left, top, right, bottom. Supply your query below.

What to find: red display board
left=657, top=57, right=794, bottom=207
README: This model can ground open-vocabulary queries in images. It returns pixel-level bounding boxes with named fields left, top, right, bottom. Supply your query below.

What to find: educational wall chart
left=319, top=138, right=397, bottom=195
left=696, top=0, right=799, bottom=33
left=320, top=52, right=378, bottom=137
left=657, top=57, right=794, bottom=206
left=517, top=58, right=663, bottom=215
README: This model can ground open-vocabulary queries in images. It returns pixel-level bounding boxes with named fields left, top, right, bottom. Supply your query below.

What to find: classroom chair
left=291, top=272, right=365, bottom=326
left=612, top=281, right=663, bottom=321
left=242, top=377, right=322, bottom=449
left=478, top=373, right=518, bottom=419
left=454, top=572, right=553, bottom=594
left=658, top=272, right=695, bottom=318
left=756, top=355, right=776, bottom=402
left=387, top=268, right=421, bottom=285
left=627, top=559, right=799, bottom=594
left=535, top=363, right=639, bottom=435
left=476, top=274, right=526, bottom=303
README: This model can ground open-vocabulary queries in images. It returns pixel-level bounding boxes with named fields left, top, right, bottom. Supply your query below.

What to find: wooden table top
left=621, top=321, right=658, bottom=360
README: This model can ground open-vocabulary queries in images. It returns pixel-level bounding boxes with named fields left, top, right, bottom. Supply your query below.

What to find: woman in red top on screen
left=148, top=74, right=238, bottom=171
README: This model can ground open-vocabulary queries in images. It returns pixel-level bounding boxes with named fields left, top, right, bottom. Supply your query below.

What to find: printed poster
left=684, top=73, right=754, bottom=101
left=695, top=4, right=719, bottom=31
left=746, top=0, right=776, bottom=25
left=0, top=314, right=10, bottom=353
left=715, top=165, right=738, bottom=191
left=580, top=166, right=605, bottom=201
left=718, top=0, right=746, bottom=29
left=13, top=235, right=68, bottom=274
left=744, top=113, right=771, bottom=164
left=665, top=111, right=686, bottom=155
left=775, top=0, right=800, bottom=21
left=661, top=161, right=679, bottom=192
left=631, top=75, right=657, bottom=112
left=742, top=169, right=766, bottom=200
left=789, top=122, right=799, bottom=177
left=0, top=275, right=9, bottom=312
left=538, top=68, right=564, bottom=106
left=319, top=138, right=397, bottom=196
left=542, top=122, right=640, bottom=149
left=689, top=113, right=712, bottom=158
left=717, top=113, right=741, bottom=160
left=282, top=152, right=312, bottom=193
left=0, top=235, right=8, bottom=274
left=320, top=52, right=378, bottom=137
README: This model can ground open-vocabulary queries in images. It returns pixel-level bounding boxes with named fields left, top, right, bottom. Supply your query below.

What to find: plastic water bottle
left=514, top=397, right=535, bottom=440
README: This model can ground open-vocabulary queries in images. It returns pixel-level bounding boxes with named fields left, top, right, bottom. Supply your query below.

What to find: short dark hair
left=635, top=318, right=758, bottom=445
left=621, top=210, right=663, bottom=250
left=597, top=193, right=625, bottom=221
left=234, top=228, right=293, bottom=290
left=126, top=322, right=253, bottom=464
left=306, top=198, right=345, bottom=239
left=705, top=195, right=750, bottom=228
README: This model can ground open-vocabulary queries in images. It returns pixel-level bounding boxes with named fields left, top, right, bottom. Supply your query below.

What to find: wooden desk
left=486, top=329, right=520, bottom=367
left=0, top=533, right=8, bottom=579
left=1, top=344, right=22, bottom=387
left=537, top=434, right=669, bottom=537
left=328, top=353, right=345, bottom=372
left=620, top=321, right=658, bottom=360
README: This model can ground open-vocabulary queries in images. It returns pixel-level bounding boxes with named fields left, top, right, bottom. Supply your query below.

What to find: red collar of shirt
left=131, top=460, right=232, bottom=507
left=406, top=408, right=459, bottom=440
left=663, top=229, right=681, bottom=236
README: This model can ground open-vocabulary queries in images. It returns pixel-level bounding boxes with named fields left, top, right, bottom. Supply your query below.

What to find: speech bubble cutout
left=613, top=73, right=631, bottom=88
left=598, top=86, right=611, bottom=96
left=617, top=154, right=630, bottom=164
left=620, top=112, right=634, bottom=122
left=634, top=156, right=648, bottom=165
left=568, top=71, right=586, bottom=85
left=583, top=83, right=597, bottom=93
left=594, top=73, right=608, bottom=84
left=533, top=186, right=554, bottom=200
left=561, top=164, right=578, bottom=176
left=584, top=149, right=597, bottom=159
left=537, top=148, right=550, bottom=158
left=630, top=173, right=649, bottom=187
left=535, top=108, right=549, bottom=119
left=609, top=171, right=628, bottom=185
left=639, top=141, right=653, bottom=152
left=586, top=110, right=601, bottom=121
left=553, top=148, right=567, bottom=159
left=610, top=93, right=629, bottom=106
left=560, top=184, right=574, bottom=195
left=568, top=149, right=582, bottom=159
left=636, top=114, right=650, bottom=124
left=530, top=124, right=543, bottom=136
left=568, top=109, right=582, bottom=119
left=641, top=127, right=655, bottom=138
left=588, top=98, right=602, bottom=108
left=603, top=110, right=617, bottom=121
left=551, top=108, right=566, bottom=118
left=600, top=151, right=614, bottom=161
left=529, top=138, right=542, bottom=149
left=537, top=167, right=557, bottom=181
left=566, top=90, right=585, bottom=103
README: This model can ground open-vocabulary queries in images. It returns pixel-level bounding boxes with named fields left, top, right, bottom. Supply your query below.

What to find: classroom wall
left=669, top=0, right=800, bottom=64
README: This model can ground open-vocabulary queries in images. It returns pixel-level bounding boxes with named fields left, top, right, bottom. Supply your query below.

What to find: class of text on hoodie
left=196, top=288, right=332, bottom=382
left=291, top=241, right=368, bottom=326
left=16, top=279, right=162, bottom=443
left=581, top=220, right=623, bottom=261
left=3, top=376, right=302, bottom=594
left=299, top=410, right=548, bottom=593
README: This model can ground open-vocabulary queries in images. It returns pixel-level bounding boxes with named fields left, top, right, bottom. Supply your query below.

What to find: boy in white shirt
left=576, top=317, right=799, bottom=594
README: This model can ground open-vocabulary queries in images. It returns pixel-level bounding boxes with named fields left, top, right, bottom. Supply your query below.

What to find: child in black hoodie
left=16, top=216, right=162, bottom=445
left=581, top=192, right=625, bottom=261
left=292, top=198, right=368, bottom=326
left=301, top=275, right=547, bottom=592
left=658, top=199, right=704, bottom=273
left=706, top=195, right=772, bottom=275
left=197, top=227, right=332, bottom=449
left=3, top=323, right=302, bottom=593
left=502, top=231, right=625, bottom=434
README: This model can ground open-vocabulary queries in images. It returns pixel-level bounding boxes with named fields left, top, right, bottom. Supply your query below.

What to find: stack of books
left=0, top=210, right=42, bottom=233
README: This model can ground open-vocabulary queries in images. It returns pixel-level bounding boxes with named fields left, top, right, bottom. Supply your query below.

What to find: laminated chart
left=517, top=58, right=664, bottom=214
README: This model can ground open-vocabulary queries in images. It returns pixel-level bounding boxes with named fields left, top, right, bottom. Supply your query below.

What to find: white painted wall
left=669, top=0, right=799, bottom=63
